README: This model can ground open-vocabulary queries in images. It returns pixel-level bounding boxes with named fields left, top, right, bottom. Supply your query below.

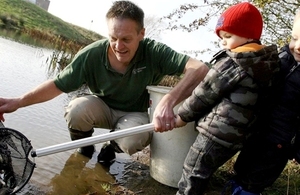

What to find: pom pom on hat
left=215, top=2, right=263, bottom=40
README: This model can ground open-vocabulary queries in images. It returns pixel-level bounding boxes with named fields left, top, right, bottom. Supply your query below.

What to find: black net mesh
left=0, top=123, right=35, bottom=195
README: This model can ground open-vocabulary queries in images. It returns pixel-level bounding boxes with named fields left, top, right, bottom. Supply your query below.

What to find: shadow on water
left=47, top=153, right=114, bottom=194
left=18, top=151, right=134, bottom=195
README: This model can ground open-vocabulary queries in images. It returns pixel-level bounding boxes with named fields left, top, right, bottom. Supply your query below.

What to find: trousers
left=177, top=134, right=239, bottom=195
left=64, top=94, right=152, bottom=155
left=233, top=134, right=290, bottom=193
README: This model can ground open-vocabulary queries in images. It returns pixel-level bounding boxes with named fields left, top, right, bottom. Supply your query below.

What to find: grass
left=210, top=154, right=300, bottom=195
left=0, top=0, right=103, bottom=44
left=267, top=161, right=300, bottom=195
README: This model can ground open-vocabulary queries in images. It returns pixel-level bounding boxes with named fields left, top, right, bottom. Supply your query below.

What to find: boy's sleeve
left=178, top=63, right=243, bottom=122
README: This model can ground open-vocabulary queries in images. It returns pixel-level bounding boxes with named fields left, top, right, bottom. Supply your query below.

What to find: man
left=0, top=0, right=208, bottom=165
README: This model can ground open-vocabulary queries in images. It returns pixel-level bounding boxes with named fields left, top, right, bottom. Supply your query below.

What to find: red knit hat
left=215, top=2, right=263, bottom=40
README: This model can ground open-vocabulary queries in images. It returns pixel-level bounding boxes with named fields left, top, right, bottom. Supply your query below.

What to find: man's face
left=290, top=19, right=300, bottom=62
left=107, top=18, right=145, bottom=65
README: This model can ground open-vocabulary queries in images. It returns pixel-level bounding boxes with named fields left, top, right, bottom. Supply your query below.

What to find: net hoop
left=0, top=127, right=35, bottom=194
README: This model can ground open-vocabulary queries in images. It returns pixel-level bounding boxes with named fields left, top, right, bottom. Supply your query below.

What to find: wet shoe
left=77, top=145, right=95, bottom=158
left=97, top=143, right=116, bottom=166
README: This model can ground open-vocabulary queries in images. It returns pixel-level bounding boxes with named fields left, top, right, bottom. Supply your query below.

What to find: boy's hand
left=175, top=115, right=187, bottom=128
left=0, top=113, right=4, bottom=122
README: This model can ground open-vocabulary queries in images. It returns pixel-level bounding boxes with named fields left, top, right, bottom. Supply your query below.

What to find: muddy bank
left=118, top=147, right=178, bottom=195
left=118, top=147, right=229, bottom=195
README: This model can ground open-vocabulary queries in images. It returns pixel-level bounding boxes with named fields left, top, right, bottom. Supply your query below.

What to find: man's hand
left=0, top=97, right=21, bottom=121
left=152, top=94, right=176, bottom=132
left=0, top=80, right=62, bottom=122
left=152, top=59, right=208, bottom=132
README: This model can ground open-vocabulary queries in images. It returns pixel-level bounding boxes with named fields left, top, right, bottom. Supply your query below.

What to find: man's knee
left=113, top=112, right=151, bottom=155
left=114, top=132, right=152, bottom=155
left=64, top=95, right=110, bottom=131
left=65, top=96, right=89, bottom=123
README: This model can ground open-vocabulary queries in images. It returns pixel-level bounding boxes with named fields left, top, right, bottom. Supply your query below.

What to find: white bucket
left=147, top=85, right=198, bottom=188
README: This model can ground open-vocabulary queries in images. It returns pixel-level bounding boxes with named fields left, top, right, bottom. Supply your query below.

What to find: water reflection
left=0, top=37, right=129, bottom=194
left=47, top=153, right=115, bottom=195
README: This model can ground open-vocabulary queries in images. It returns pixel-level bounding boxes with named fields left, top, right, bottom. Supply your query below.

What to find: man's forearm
left=19, top=79, right=63, bottom=108
left=168, top=59, right=209, bottom=107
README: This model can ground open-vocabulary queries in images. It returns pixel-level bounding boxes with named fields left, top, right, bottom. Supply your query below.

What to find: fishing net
left=0, top=122, right=35, bottom=195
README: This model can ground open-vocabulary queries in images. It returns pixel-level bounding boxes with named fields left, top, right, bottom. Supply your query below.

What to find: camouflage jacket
left=178, top=44, right=280, bottom=149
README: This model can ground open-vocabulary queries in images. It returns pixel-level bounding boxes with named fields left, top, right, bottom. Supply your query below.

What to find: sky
left=48, top=0, right=219, bottom=62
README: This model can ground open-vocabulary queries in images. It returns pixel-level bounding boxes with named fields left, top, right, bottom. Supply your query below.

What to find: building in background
left=36, top=0, right=50, bottom=11
left=23, top=0, right=50, bottom=11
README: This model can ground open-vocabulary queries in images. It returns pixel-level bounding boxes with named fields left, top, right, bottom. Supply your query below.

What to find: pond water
left=0, top=37, right=132, bottom=194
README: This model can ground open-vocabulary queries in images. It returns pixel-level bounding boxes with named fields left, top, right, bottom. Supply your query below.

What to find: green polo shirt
left=54, top=38, right=189, bottom=112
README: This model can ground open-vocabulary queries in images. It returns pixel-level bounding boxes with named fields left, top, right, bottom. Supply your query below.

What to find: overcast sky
left=48, top=0, right=218, bottom=62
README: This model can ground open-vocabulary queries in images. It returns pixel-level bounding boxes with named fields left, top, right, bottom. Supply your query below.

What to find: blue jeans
left=176, top=134, right=239, bottom=195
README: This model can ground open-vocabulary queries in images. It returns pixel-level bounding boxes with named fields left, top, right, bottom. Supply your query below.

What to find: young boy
left=229, top=10, right=300, bottom=195
left=174, top=2, right=280, bottom=195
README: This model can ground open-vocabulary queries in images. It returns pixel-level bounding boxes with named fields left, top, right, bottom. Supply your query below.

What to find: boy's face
left=289, top=18, right=300, bottom=62
left=219, top=30, right=250, bottom=50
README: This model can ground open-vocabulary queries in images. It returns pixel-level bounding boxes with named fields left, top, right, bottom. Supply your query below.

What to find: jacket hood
left=227, top=44, right=280, bottom=87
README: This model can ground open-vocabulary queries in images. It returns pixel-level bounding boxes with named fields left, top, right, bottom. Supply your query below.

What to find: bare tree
left=162, top=0, right=300, bottom=52
left=161, top=1, right=236, bottom=57
left=144, top=15, right=167, bottom=41
left=254, top=0, right=299, bottom=46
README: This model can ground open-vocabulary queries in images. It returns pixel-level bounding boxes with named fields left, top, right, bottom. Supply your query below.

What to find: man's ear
left=139, top=28, right=145, bottom=39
